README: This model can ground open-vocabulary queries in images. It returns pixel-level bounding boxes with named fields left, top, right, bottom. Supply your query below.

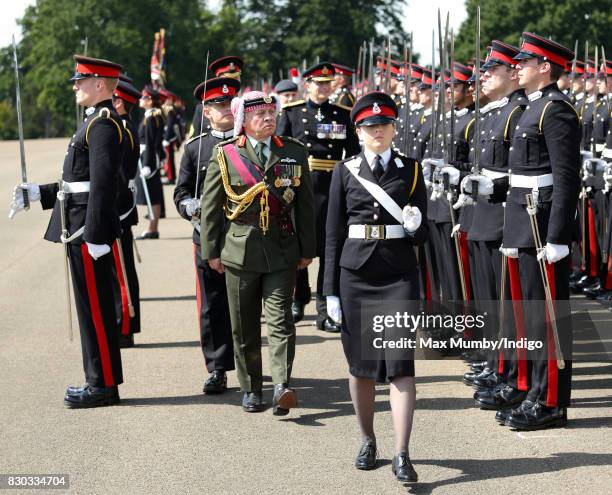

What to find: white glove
left=580, top=150, right=593, bottom=161
left=499, top=246, right=519, bottom=258
left=181, top=198, right=201, bottom=218
left=462, top=175, right=494, bottom=195
left=421, top=158, right=444, bottom=180
left=537, top=243, right=569, bottom=264
left=8, top=183, right=40, bottom=219
left=604, top=165, right=612, bottom=186
left=86, top=242, right=111, bottom=260
left=440, top=166, right=460, bottom=186
left=162, top=139, right=170, bottom=148
left=584, top=158, right=607, bottom=174
left=326, top=296, right=342, bottom=325
left=140, top=166, right=152, bottom=178
left=402, top=205, right=422, bottom=233
left=452, top=193, right=474, bottom=210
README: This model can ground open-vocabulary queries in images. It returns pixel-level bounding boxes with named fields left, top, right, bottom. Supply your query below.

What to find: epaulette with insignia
left=333, top=103, right=352, bottom=112
left=282, top=99, right=306, bottom=109
left=185, top=132, right=208, bottom=146
left=279, top=135, right=306, bottom=148
left=86, top=107, right=123, bottom=145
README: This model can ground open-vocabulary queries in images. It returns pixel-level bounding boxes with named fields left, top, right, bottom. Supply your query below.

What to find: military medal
left=274, top=177, right=283, bottom=188
left=283, top=187, right=295, bottom=203
left=315, top=108, right=324, bottom=122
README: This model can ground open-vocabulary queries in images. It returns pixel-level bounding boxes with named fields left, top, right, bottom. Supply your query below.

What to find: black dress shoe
left=497, top=399, right=535, bottom=425
left=596, top=290, right=612, bottom=303
left=203, top=370, right=227, bottom=394
left=291, top=301, right=305, bottom=323
left=506, top=402, right=567, bottom=430
left=472, top=368, right=501, bottom=391
left=119, top=334, right=134, bottom=348
left=136, top=231, right=159, bottom=240
left=272, top=383, right=297, bottom=416
left=473, top=382, right=505, bottom=400
left=392, top=453, right=418, bottom=483
left=64, top=385, right=120, bottom=408
left=242, top=391, right=264, bottom=413
left=574, top=275, right=598, bottom=292
left=66, top=384, right=89, bottom=396
left=462, top=370, right=478, bottom=386
left=354, top=440, right=377, bottom=470
left=475, top=385, right=527, bottom=410
left=470, top=360, right=488, bottom=371
left=317, top=317, right=341, bottom=333
left=584, top=285, right=605, bottom=299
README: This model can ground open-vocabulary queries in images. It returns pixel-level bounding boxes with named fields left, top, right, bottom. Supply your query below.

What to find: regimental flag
left=150, top=28, right=166, bottom=88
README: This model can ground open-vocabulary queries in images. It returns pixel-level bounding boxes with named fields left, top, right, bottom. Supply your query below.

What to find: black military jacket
left=592, top=95, right=610, bottom=154
left=330, top=85, right=356, bottom=108
left=503, top=83, right=581, bottom=248
left=139, top=108, right=164, bottom=172
left=468, top=90, right=526, bottom=241
left=39, top=100, right=124, bottom=244
left=323, top=150, right=428, bottom=296
left=578, top=94, right=597, bottom=151
left=173, top=129, right=233, bottom=245
left=117, top=114, right=140, bottom=228
left=276, top=99, right=360, bottom=163
left=410, top=108, right=432, bottom=162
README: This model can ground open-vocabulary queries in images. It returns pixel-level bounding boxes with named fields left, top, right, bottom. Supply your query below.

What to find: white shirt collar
left=364, top=147, right=392, bottom=171
left=211, top=129, right=234, bottom=139
left=455, top=107, right=468, bottom=117
left=85, top=106, right=96, bottom=116
left=527, top=91, right=543, bottom=102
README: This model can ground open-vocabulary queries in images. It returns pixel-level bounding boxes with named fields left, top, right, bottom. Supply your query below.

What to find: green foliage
left=0, top=0, right=407, bottom=138
left=0, top=99, right=17, bottom=140
left=454, top=0, right=612, bottom=64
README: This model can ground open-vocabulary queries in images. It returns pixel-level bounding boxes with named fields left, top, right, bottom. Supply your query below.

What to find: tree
left=454, top=0, right=612, bottom=64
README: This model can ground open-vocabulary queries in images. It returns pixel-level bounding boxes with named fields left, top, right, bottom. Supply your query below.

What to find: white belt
left=596, top=143, right=605, bottom=153
left=603, top=148, right=612, bottom=159
left=482, top=168, right=508, bottom=180
left=348, top=224, right=406, bottom=240
left=509, top=173, right=553, bottom=189
left=63, top=181, right=90, bottom=193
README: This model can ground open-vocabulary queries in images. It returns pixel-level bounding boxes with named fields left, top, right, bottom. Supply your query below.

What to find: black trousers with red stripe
left=194, top=242, right=235, bottom=372
left=431, top=222, right=463, bottom=301
left=112, top=228, right=140, bottom=336
left=517, top=249, right=573, bottom=408
left=69, top=243, right=123, bottom=388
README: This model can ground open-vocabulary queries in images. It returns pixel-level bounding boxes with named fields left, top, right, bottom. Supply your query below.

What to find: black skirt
left=339, top=251, right=418, bottom=382
left=136, top=172, right=163, bottom=206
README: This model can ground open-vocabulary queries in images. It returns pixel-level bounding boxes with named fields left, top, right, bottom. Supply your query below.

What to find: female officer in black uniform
left=323, top=92, right=428, bottom=483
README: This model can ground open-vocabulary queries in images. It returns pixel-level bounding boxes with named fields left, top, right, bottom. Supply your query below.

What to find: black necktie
left=372, top=155, right=384, bottom=182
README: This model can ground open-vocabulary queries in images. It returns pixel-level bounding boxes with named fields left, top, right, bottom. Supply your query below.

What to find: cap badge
left=321, top=67, right=329, bottom=75
left=264, top=96, right=273, bottom=104
left=372, top=103, right=381, bottom=114
left=222, top=84, right=229, bottom=94
left=229, top=63, right=235, bottom=70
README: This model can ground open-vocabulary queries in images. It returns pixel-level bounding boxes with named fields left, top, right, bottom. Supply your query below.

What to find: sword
left=402, top=33, right=414, bottom=155
left=525, top=193, right=565, bottom=370
left=471, top=5, right=482, bottom=203
left=132, top=231, right=142, bottom=263
left=12, top=35, right=28, bottom=211
left=137, top=159, right=155, bottom=220
left=569, top=39, right=579, bottom=101
left=57, top=179, right=74, bottom=342
left=384, top=35, right=392, bottom=94
left=115, top=238, right=135, bottom=318
left=194, top=51, right=210, bottom=205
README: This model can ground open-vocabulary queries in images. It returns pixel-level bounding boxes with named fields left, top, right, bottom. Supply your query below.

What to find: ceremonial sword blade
left=12, top=35, right=29, bottom=210
left=194, top=50, right=210, bottom=203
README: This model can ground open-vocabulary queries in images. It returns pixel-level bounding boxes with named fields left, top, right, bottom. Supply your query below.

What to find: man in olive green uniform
left=201, top=91, right=316, bottom=415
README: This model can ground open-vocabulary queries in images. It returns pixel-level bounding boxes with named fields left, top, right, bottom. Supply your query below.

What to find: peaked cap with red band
left=209, top=56, right=243, bottom=78
left=402, top=64, right=424, bottom=83
left=376, top=57, right=402, bottom=76
left=194, top=76, right=241, bottom=103
left=448, top=62, right=473, bottom=84
left=350, top=91, right=398, bottom=126
left=70, top=55, right=122, bottom=81
left=482, top=40, right=520, bottom=70
left=303, top=62, right=335, bottom=82
left=598, top=59, right=612, bottom=77
left=418, top=68, right=434, bottom=89
left=514, top=32, right=574, bottom=68
left=113, top=76, right=142, bottom=105
left=569, top=60, right=585, bottom=76
left=332, top=63, right=354, bottom=76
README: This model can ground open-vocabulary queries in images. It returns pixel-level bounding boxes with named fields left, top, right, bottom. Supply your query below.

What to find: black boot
left=203, top=370, right=227, bottom=394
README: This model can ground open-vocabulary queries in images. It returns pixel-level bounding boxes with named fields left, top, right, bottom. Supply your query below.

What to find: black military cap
left=303, top=62, right=335, bottom=82
left=194, top=76, right=241, bottom=103
left=70, top=55, right=122, bottom=81
left=405, top=64, right=424, bottom=83
left=113, top=78, right=142, bottom=104
left=209, top=56, right=244, bottom=78
left=482, top=40, right=520, bottom=70
left=350, top=91, right=398, bottom=126
left=514, top=32, right=574, bottom=68
left=274, top=79, right=298, bottom=94
left=141, top=85, right=161, bottom=101
left=418, top=68, right=434, bottom=90
left=119, top=73, right=134, bottom=84
left=448, top=63, right=473, bottom=84
left=331, top=63, right=354, bottom=76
